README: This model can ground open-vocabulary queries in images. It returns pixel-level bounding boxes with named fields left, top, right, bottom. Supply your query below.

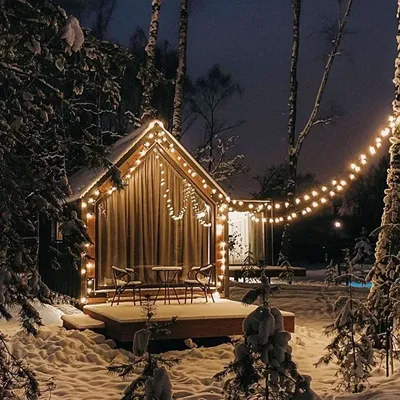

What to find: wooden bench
left=229, top=265, right=306, bottom=282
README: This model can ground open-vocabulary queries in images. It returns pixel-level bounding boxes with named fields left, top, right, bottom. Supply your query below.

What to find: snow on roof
left=66, top=120, right=228, bottom=203
left=67, top=123, right=149, bottom=203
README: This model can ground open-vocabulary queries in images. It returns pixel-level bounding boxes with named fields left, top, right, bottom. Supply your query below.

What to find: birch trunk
left=371, top=2, right=400, bottom=294
left=172, top=0, right=189, bottom=139
left=280, top=0, right=301, bottom=261
left=280, top=0, right=353, bottom=261
left=140, top=0, right=162, bottom=122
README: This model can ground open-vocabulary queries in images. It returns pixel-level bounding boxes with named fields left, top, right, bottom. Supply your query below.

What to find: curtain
left=97, top=151, right=210, bottom=286
left=249, top=213, right=266, bottom=263
left=228, top=211, right=265, bottom=265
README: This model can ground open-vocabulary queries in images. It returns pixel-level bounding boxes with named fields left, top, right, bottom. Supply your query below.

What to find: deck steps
left=62, top=313, right=105, bottom=332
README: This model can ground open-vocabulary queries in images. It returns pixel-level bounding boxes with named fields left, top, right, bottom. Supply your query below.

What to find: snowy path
left=2, top=284, right=400, bottom=399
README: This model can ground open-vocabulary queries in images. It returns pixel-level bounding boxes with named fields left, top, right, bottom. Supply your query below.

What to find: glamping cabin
left=39, top=121, right=274, bottom=304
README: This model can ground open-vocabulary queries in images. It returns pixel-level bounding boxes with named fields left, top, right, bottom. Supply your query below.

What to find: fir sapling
left=215, top=266, right=320, bottom=399
left=108, top=295, right=178, bottom=400
left=317, top=248, right=377, bottom=393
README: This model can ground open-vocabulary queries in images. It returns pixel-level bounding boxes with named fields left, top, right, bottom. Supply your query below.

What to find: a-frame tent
left=60, top=120, right=232, bottom=302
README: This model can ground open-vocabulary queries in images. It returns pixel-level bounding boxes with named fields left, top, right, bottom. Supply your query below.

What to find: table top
left=151, top=266, right=183, bottom=271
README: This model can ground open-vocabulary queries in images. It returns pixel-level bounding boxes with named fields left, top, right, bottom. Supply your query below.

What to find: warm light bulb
left=94, top=190, right=100, bottom=196
left=238, top=200, right=244, bottom=206
left=304, top=195, right=310, bottom=201
left=249, top=204, right=254, bottom=209
left=312, top=191, right=318, bottom=197
left=81, top=202, right=87, bottom=209
left=321, top=186, right=327, bottom=192
left=86, top=213, right=93, bottom=219
left=295, top=198, right=301, bottom=204
left=275, top=203, right=280, bottom=209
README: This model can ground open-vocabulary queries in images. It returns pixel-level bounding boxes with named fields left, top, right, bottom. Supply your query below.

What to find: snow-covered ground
left=1, top=278, right=400, bottom=399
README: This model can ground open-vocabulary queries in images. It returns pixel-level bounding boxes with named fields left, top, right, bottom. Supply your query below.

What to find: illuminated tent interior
left=97, top=150, right=213, bottom=287
left=228, top=211, right=266, bottom=265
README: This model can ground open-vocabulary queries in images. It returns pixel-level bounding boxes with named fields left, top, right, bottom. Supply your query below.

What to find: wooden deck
left=83, top=299, right=295, bottom=342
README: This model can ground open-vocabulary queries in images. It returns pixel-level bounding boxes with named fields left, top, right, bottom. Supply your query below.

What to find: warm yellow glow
left=295, top=198, right=301, bottom=204
left=320, top=198, right=327, bottom=204
left=262, top=217, right=267, bottom=223
left=349, top=174, right=355, bottom=180
left=321, top=186, right=327, bottom=192
left=312, top=202, right=318, bottom=208
left=248, top=203, right=254, bottom=209
left=274, top=203, right=280, bottom=209
left=304, top=195, right=310, bottom=201
left=94, top=190, right=100, bottom=196
left=81, top=202, right=87, bottom=209
left=81, top=269, right=86, bottom=275
left=87, top=288, right=92, bottom=294
left=238, top=200, right=243, bottom=206
left=331, top=180, right=337, bottom=186
left=330, top=191, right=335, bottom=197
left=81, top=297, right=87, bottom=304
left=86, top=213, right=93, bottom=219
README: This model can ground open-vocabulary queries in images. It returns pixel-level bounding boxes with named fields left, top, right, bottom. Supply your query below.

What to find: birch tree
left=280, top=0, right=354, bottom=260
left=366, top=1, right=400, bottom=364
left=172, top=0, right=189, bottom=139
left=140, top=0, right=163, bottom=122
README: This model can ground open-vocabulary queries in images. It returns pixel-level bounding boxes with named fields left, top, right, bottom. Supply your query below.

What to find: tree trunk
left=140, top=0, right=162, bottom=123
left=280, top=0, right=301, bottom=262
left=172, top=0, right=189, bottom=139
left=374, top=3, right=400, bottom=274
left=368, top=2, right=400, bottom=338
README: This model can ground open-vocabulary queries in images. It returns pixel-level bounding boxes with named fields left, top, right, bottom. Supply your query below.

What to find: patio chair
left=111, top=266, right=142, bottom=306
left=183, top=264, right=216, bottom=304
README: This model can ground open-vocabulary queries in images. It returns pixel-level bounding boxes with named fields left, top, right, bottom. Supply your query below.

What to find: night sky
left=105, top=1, right=396, bottom=196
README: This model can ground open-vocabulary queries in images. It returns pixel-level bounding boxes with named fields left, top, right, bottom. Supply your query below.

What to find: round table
left=151, top=266, right=183, bottom=304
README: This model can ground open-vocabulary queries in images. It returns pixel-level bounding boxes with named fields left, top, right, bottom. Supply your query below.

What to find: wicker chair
left=111, top=266, right=142, bottom=306
left=183, top=264, right=216, bottom=303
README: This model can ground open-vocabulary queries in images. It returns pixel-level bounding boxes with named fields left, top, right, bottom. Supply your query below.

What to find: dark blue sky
left=106, top=0, right=396, bottom=195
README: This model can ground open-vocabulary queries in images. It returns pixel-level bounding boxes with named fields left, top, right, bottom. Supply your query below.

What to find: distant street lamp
left=334, top=220, right=342, bottom=229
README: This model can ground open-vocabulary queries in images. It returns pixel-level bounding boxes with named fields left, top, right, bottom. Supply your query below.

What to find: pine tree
left=108, top=295, right=178, bottom=400
left=215, top=267, right=320, bottom=399
left=171, top=0, right=189, bottom=139
left=0, top=0, right=131, bottom=396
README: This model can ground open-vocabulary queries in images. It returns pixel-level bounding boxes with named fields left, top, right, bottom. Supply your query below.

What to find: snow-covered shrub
left=108, top=295, right=178, bottom=400
left=215, top=268, right=320, bottom=399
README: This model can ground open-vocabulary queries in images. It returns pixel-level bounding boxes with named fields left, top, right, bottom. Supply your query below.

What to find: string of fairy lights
left=158, top=155, right=212, bottom=226
left=77, top=116, right=398, bottom=302
left=81, top=115, right=397, bottom=228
